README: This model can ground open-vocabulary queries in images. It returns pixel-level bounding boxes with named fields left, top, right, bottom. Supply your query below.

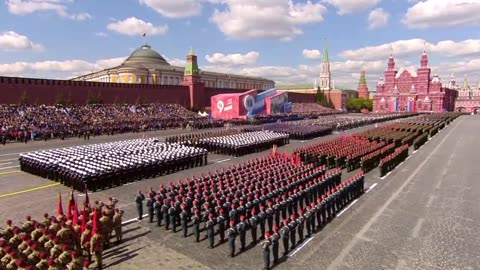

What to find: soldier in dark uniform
left=305, top=207, right=312, bottom=237
left=289, top=215, right=297, bottom=248
left=146, top=194, right=155, bottom=223
left=206, top=214, right=215, bottom=248
left=249, top=209, right=258, bottom=244
left=162, top=199, right=170, bottom=230
left=153, top=197, right=162, bottom=227
left=262, top=233, right=272, bottom=270
left=280, top=219, right=290, bottom=256
left=180, top=205, right=189, bottom=237
left=169, top=201, right=178, bottom=232
left=135, top=190, right=145, bottom=221
left=297, top=209, right=305, bottom=242
left=271, top=225, right=280, bottom=265
left=227, top=221, right=237, bottom=257
left=258, top=206, right=266, bottom=238
left=192, top=210, right=201, bottom=242
left=216, top=210, right=226, bottom=242
left=237, top=215, right=247, bottom=252
left=266, top=203, right=274, bottom=233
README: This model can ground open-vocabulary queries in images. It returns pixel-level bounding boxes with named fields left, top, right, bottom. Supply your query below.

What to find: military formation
left=242, top=124, right=333, bottom=140
left=0, top=193, right=123, bottom=270
left=19, top=139, right=208, bottom=191
left=191, top=131, right=290, bottom=157
left=137, top=154, right=364, bottom=269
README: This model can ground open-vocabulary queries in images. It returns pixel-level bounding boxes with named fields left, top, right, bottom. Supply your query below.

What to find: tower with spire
left=357, top=66, right=369, bottom=99
left=182, top=47, right=205, bottom=109
left=319, top=40, right=332, bottom=91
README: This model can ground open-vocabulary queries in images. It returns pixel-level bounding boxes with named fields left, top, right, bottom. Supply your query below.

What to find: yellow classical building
left=72, top=44, right=274, bottom=90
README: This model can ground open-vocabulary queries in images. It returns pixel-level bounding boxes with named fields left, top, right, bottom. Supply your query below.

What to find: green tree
left=347, top=98, right=372, bottom=112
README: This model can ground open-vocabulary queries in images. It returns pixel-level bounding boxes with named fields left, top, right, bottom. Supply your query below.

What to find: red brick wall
left=288, top=92, right=316, bottom=103
left=0, top=76, right=191, bottom=106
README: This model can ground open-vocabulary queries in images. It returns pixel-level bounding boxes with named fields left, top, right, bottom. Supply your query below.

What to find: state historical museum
left=373, top=49, right=457, bottom=112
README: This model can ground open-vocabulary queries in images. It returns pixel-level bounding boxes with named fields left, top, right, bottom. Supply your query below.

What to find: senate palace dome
left=122, top=44, right=170, bottom=67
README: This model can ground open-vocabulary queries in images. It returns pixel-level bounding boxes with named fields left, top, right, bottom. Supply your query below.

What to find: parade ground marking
left=0, top=152, right=24, bottom=157
left=337, top=199, right=359, bottom=217
left=122, top=214, right=149, bottom=226
left=0, top=183, right=61, bottom=198
left=0, top=162, right=13, bottom=166
left=380, top=171, right=392, bottom=180
left=365, top=183, right=378, bottom=194
left=0, top=165, right=20, bottom=171
left=216, top=158, right=231, bottom=163
left=0, top=158, right=19, bottom=162
left=0, top=170, right=21, bottom=176
left=288, top=236, right=315, bottom=257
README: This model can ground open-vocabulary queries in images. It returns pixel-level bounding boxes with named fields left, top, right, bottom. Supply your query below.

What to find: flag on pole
left=72, top=200, right=79, bottom=226
left=57, top=193, right=64, bottom=217
left=81, top=206, right=87, bottom=233
left=67, top=189, right=75, bottom=220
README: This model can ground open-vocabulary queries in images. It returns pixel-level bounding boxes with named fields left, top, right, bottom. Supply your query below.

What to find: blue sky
left=1, top=0, right=480, bottom=90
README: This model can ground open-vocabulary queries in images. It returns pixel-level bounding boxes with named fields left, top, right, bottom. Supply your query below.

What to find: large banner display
left=266, top=91, right=288, bottom=114
left=211, top=88, right=289, bottom=120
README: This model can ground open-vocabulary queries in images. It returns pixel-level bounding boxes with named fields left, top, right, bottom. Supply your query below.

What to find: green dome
left=122, top=44, right=170, bottom=66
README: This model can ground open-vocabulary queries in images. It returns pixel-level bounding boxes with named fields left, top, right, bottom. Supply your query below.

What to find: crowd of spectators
left=0, top=104, right=221, bottom=144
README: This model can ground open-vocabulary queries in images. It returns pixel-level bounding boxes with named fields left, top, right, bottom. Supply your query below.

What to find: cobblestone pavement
left=1, top=116, right=478, bottom=269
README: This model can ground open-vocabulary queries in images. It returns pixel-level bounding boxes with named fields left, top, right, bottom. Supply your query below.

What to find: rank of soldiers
left=242, top=123, right=333, bottom=140
left=379, top=144, right=409, bottom=177
left=360, top=142, right=396, bottom=173
left=294, top=135, right=387, bottom=170
left=19, top=138, right=208, bottom=191
left=0, top=191, right=123, bottom=270
left=190, top=131, right=290, bottom=157
left=133, top=154, right=364, bottom=269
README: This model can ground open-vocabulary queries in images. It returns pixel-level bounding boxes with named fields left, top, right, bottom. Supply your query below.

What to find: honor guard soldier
left=168, top=201, right=177, bottom=232
left=216, top=210, right=226, bottom=242
left=206, top=214, right=215, bottom=248
left=258, top=206, right=267, bottom=238
left=271, top=226, right=280, bottom=265
left=192, top=210, right=201, bottom=243
left=162, top=199, right=169, bottom=230
left=310, top=202, right=317, bottom=232
left=135, top=190, right=145, bottom=221
left=249, top=209, right=258, bottom=244
left=146, top=194, right=155, bottom=223
left=237, top=215, right=247, bottom=252
left=266, top=203, right=274, bottom=233
left=261, top=233, right=272, bottom=270
left=180, top=205, right=189, bottom=237
left=289, top=215, right=297, bottom=248
left=280, top=219, right=290, bottom=256
left=153, top=197, right=162, bottom=227
left=227, top=221, right=237, bottom=257
left=304, top=207, right=312, bottom=237
left=297, top=210, right=305, bottom=242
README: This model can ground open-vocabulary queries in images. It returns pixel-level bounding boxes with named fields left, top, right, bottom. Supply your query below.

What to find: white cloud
left=205, top=51, right=259, bottom=65
left=164, top=56, right=186, bottom=66
left=340, top=39, right=480, bottom=61
left=95, top=32, right=108, bottom=37
left=303, top=49, right=322, bottom=60
left=210, top=0, right=327, bottom=41
left=6, top=0, right=92, bottom=21
left=402, top=0, right=480, bottom=29
left=368, top=8, right=389, bottom=29
left=0, top=56, right=125, bottom=78
left=323, top=0, right=381, bottom=15
left=107, top=17, right=168, bottom=36
left=139, top=0, right=202, bottom=18
left=0, top=31, right=44, bottom=51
